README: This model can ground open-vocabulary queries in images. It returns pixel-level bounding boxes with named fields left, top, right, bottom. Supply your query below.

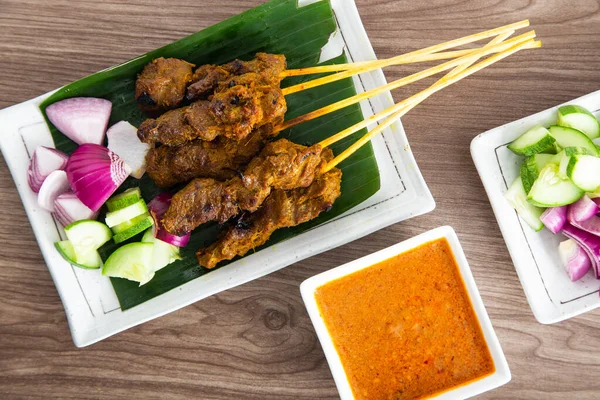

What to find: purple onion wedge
left=558, top=239, right=592, bottom=281
left=540, top=206, right=567, bottom=234
left=561, top=224, right=600, bottom=278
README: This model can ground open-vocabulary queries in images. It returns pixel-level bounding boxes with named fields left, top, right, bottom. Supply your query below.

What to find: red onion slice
left=27, top=146, right=69, bottom=192
left=65, top=144, right=131, bottom=212
left=46, top=97, right=111, bottom=145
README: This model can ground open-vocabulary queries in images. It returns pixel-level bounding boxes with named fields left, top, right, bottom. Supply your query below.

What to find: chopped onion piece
left=567, top=195, right=599, bottom=223
left=558, top=239, right=591, bottom=281
left=540, top=206, right=567, bottom=234
left=46, top=97, right=112, bottom=145
left=27, top=146, right=69, bottom=192
left=107, top=121, right=151, bottom=179
left=37, top=170, right=70, bottom=212
left=561, top=224, right=600, bottom=278
left=65, top=144, right=131, bottom=212
left=54, top=192, right=98, bottom=227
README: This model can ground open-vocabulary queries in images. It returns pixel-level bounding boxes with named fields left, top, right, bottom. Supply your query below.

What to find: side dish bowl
left=300, top=226, right=510, bottom=399
left=471, top=91, right=600, bottom=324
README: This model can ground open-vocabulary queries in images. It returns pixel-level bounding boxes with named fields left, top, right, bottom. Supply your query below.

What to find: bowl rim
left=300, top=225, right=511, bottom=400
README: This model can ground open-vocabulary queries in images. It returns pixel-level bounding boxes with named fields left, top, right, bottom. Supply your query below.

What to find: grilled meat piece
left=197, top=168, right=342, bottom=269
left=138, top=84, right=286, bottom=145
left=186, top=64, right=230, bottom=101
left=186, top=53, right=287, bottom=101
left=135, top=58, right=195, bottom=115
left=222, top=53, right=286, bottom=86
left=161, top=139, right=333, bottom=236
left=137, top=104, right=219, bottom=146
left=210, top=83, right=286, bottom=140
left=145, top=126, right=276, bottom=188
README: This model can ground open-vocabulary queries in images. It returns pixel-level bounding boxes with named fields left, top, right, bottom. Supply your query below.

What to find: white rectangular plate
left=0, top=0, right=434, bottom=347
left=301, top=226, right=510, bottom=400
left=471, top=90, right=600, bottom=324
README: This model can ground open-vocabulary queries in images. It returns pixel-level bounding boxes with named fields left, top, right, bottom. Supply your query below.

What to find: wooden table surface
left=2, top=0, right=600, bottom=398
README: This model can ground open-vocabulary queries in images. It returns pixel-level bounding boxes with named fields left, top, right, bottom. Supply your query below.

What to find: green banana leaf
left=39, top=0, right=380, bottom=310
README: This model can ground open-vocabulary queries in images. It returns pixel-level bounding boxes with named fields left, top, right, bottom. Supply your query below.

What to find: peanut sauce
left=315, top=238, right=494, bottom=399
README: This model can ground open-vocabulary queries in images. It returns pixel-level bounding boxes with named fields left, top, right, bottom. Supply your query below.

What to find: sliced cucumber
left=558, top=147, right=594, bottom=178
left=55, top=240, right=102, bottom=269
left=141, top=228, right=181, bottom=271
left=557, top=105, right=600, bottom=139
left=113, top=215, right=154, bottom=244
left=106, top=188, right=142, bottom=212
left=541, top=142, right=562, bottom=154
left=505, top=177, right=545, bottom=231
left=520, top=161, right=534, bottom=194
left=527, top=164, right=584, bottom=207
left=105, top=199, right=148, bottom=228
left=508, top=125, right=556, bottom=156
left=102, top=242, right=155, bottom=286
left=521, top=153, right=557, bottom=194
left=113, top=213, right=153, bottom=234
left=566, top=154, right=600, bottom=192
left=64, top=220, right=112, bottom=260
left=547, top=125, right=599, bottom=157
left=564, top=146, right=597, bottom=156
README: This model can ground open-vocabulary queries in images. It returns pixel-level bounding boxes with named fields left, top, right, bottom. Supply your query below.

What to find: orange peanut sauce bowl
left=300, top=226, right=510, bottom=400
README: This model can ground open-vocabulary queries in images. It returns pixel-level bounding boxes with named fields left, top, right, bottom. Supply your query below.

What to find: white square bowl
left=300, top=226, right=511, bottom=400
left=471, top=91, right=600, bottom=324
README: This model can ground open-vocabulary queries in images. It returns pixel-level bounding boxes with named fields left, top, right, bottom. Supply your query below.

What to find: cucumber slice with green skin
left=566, top=154, right=600, bottom=192
left=557, top=105, right=600, bottom=139
left=508, top=125, right=556, bottom=156
left=64, top=220, right=112, bottom=260
left=105, top=199, right=148, bottom=227
left=547, top=125, right=599, bottom=157
left=505, top=177, right=545, bottom=232
left=55, top=240, right=101, bottom=269
left=557, top=148, right=593, bottom=177
left=521, top=153, right=557, bottom=193
left=141, top=228, right=181, bottom=271
left=113, top=215, right=154, bottom=244
left=102, top=242, right=155, bottom=286
left=106, top=188, right=142, bottom=212
left=112, top=213, right=152, bottom=234
left=564, top=146, right=597, bottom=156
left=527, top=164, right=584, bottom=207
left=540, top=142, right=562, bottom=154
left=520, top=161, right=534, bottom=194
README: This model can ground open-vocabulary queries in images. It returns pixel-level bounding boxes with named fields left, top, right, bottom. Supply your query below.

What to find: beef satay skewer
left=322, top=37, right=541, bottom=173
left=197, top=168, right=342, bottom=269
left=137, top=21, right=528, bottom=116
left=139, top=30, right=533, bottom=147
left=161, top=36, right=539, bottom=236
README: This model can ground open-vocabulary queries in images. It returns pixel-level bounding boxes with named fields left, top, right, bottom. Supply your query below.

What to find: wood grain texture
left=1, top=0, right=600, bottom=398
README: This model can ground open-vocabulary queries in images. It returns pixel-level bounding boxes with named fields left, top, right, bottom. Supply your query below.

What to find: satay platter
left=0, top=0, right=539, bottom=346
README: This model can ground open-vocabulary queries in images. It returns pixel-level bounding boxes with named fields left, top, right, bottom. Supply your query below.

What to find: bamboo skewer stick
left=446, top=29, right=514, bottom=79
left=280, top=19, right=529, bottom=94
left=277, top=30, right=535, bottom=135
left=281, top=48, right=479, bottom=77
left=321, top=38, right=541, bottom=173
left=317, top=30, right=522, bottom=149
